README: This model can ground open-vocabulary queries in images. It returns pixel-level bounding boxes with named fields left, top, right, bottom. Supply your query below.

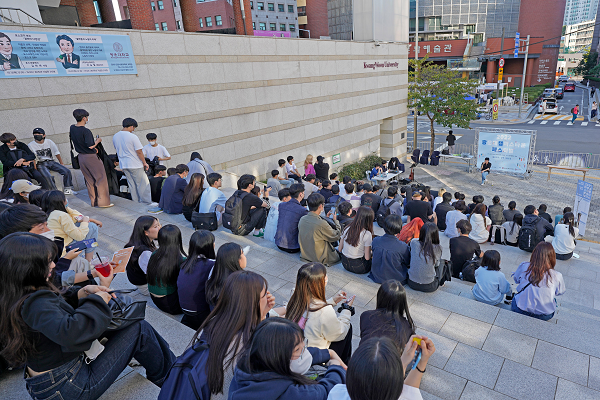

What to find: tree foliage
left=574, top=51, right=598, bottom=76
left=408, top=58, right=478, bottom=150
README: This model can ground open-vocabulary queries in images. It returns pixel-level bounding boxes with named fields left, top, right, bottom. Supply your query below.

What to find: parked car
left=564, top=81, right=576, bottom=92
left=558, top=75, right=569, bottom=82
left=555, top=87, right=564, bottom=99
left=542, top=88, right=557, bottom=99
left=538, top=99, right=558, bottom=114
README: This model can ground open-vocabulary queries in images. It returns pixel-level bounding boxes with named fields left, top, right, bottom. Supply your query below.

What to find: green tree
left=573, top=51, right=598, bottom=76
left=409, top=58, right=478, bottom=151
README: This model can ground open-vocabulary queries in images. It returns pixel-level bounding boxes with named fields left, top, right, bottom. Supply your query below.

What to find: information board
left=574, top=180, right=593, bottom=236
left=0, top=29, right=137, bottom=78
left=477, top=131, right=533, bottom=176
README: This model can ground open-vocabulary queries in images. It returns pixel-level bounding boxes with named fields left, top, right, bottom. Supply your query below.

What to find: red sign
left=499, top=58, right=505, bottom=67
left=408, top=39, right=468, bottom=58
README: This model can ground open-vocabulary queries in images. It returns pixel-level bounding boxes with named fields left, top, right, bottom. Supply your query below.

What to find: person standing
left=314, top=155, right=330, bottom=181
left=28, top=128, right=74, bottom=194
left=592, top=101, right=598, bottom=121
left=69, top=109, right=112, bottom=207
left=112, top=118, right=154, bottom=206
left=480, top=157, right=491, bottom=185
left=541, top=99, right=547, bottom=117
left=571, top=104, right=579, bottom=124
left=142, top=133, right=171, bottom=165
left=446, top=130, right=456, bottom=154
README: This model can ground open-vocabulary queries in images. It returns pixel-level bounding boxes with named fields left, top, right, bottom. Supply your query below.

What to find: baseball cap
left=33, top=128, right=45, bottom=135
left=10, top=179, right=41, bottom=193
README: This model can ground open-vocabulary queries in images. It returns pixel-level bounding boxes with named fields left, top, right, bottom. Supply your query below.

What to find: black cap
left=33, top=128, right=45, bottom=135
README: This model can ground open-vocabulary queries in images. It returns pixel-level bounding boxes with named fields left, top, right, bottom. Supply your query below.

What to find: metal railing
left=0, top=8, right=44, bottom=25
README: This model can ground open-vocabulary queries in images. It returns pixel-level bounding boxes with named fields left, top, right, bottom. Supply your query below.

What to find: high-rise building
left=564, top=19, right=596, bottom=52
left=250, top=0, right=299, bottom=38
left=564, top=0, right=599, bottom=25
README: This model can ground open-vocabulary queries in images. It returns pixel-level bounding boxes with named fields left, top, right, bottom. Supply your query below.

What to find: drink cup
left=95, top=262, right=112, bottom=277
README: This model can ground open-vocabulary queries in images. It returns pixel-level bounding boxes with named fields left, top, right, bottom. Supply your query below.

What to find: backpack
left=222, top=191, right=248, bottom=234
left=571, top=107, right=574, bottom=114
left=461, top=257, right=481, bottom=283
left=518, top=217, right=540, bottom=252
left=376, top=198, right=396, bottom=228
left=158, top=341, right=211, bottom=400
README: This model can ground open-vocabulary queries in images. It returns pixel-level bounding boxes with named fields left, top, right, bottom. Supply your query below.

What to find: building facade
left=300, top=0, right=330, bottom=38
left=564, top=19, right=595, bottom=53
left=117, top=0, right=184, bottom=32
left=328, top=0, right=352, bottom=40
left=250, top=0, right=299, bottom=38
left=564, top=0, right=599, bottom=25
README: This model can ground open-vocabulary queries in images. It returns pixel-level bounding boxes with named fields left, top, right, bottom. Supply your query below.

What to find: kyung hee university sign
left=363, top=61, right=400, bottom=70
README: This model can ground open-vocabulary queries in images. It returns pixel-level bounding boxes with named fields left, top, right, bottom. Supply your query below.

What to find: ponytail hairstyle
left=562, top=212, right=576, bottom=237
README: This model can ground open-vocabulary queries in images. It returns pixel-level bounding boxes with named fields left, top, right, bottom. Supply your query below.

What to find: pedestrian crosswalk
left=527, top=114, right=591, bottom=126
left=532, top=114, right=584, bottom=121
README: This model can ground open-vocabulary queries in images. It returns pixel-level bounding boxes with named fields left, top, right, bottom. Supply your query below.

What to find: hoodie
left=228, top=348, right=345, bottom=400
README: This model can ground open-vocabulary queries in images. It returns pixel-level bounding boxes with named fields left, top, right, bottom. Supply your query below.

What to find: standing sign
left=476, top=129, right=536, bottom=177
left=498, top=58, right=504, bottom=81
left=514, top=32, right=520, bottom=58
left=574, top=179, right=593, bottom=236
left=0, top=29, right=137, bottom=78
left=492, top=100, right=499, bottom=120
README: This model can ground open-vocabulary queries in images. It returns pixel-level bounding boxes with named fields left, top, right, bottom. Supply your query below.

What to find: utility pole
left=495, top=27, right=505, bottom=106
left=413, top=0, right=419, bottom=152
left=518, top=35, right=530, bottom=118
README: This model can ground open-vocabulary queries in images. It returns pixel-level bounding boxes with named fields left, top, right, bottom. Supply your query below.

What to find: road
left=407, top=81, right=600, bottom=155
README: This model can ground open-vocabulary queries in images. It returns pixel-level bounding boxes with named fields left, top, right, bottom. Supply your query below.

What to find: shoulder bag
left=69, top=133, right=80, bottom=169
left=191, top=211, right=218, bottom=231
left=106, top=289, right=146, bottom=331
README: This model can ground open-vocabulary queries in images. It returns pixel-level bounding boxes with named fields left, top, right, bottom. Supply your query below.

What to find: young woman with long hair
left=339, top=206, right=375, bottom=274
left=407, top=222, right=448, bottom=293
left=511, top=242, right=566, bottom=320
left=551, top=212, right=579, bottom=260
left=178, top=230, right=216, bottom=329
left=472, top=250, right=512, bottom=305
left=43, top=190, right=102, bottom=262
left=303, top=154, right=315, bottom=176
left=314, top=155, right=330, bottom=181
left=182, top=173, right=205, bottom=222
left=205, top=242, right=246, bottom=309
left=468, top=203, right=491, bottom=244
left=503, top=213, right=523, bottom=247
left=0, top=233, right=175, bottom=399
left=147, top=224, right=187, bottom=315
left=125, top=215, right=160, bottom=295
left=359, top=280, right=415, bottom=349
left=229, top=318, right=346, bottom=400
left=285, top=262, right=354, bottom=363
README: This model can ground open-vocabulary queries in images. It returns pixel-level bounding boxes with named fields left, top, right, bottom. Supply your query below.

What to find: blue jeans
left=24, top=320, right=176, bottom=400
left=279, top=179, right=292, bottom=188
left=511, top=298, right=555, bottom=321
left=75, top=221, right=99, bottom=254
left=571, top=113, right=577, bottom=123
left=481, top=171, right=489, bottom=184
left=288, top=174, right=302, bottom=183
left=37, top=160, right=73, bottom=190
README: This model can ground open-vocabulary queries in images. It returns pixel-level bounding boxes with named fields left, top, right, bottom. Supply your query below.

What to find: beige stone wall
left=0, top=23, right=408, bottom=180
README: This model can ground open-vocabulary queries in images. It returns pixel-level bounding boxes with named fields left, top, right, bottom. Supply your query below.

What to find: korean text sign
left=477, top=132, right=531, bottom=175
left=0, top=29, right=137, bottom=78
left=574, top=180, right=593, bottom=236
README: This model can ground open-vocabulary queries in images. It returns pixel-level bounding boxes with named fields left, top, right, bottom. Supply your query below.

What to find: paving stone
left=482, top=326, right=538, bottom=366
left=411, top=301, right=452, bottom=333
left=0, top=369, right=29, bottom=400
left=420, top=365, right=468, bottom=400
left=459, top=381, right=515, bottom=400
left=415, top=328, right=458, bottom=370
left=566, top=267, right=597, bottom=282
left=421, top=391, right=445, bottom=400
left=438, top=313, right=492, bottom=349
left=99, top=370, right=160, bottom=399
left=554, top=378, right=600, bottom=400
left=444, top=343, right=504, bottom=389
left=588, top=356, right=600, bottom=391
left=494, top=359, right=557, bottom=400
left=144, top=306, right=195, bottom=356
left=531, top=341, right=590, bottom=386
left=340, top=280, right=379, bottom=308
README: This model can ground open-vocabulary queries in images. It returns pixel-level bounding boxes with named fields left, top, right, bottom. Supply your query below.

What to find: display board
left=0, top=29, right=137, bottom=78
left=475, top=129, right=536, bottom=178
left=574, top=179, right=593, bottom=236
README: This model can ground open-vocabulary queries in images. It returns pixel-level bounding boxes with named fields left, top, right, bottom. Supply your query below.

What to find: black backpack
left=222, top=191, right=248, bottom=234
left=461, top=256, right=481, bottom=283
left=518, top=217, right=540, bottom=252
left=376, top=199, right=396, bottom=228
left=158, top=340, right=211, bottom=400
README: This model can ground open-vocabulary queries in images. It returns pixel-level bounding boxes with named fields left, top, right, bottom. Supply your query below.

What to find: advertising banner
left=533, top=151, right=589, bottom=168
left=477, top=131, right=532, bottom=175
left=0, top=29, right=137, bottom=78
left=574, top=179, right=593, bottom=236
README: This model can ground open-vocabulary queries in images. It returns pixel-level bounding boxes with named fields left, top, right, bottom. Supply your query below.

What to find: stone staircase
left=3, top=185, right=600, bottom=400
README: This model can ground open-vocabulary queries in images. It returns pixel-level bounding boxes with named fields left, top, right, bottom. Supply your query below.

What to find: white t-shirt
left=469, top=214, right=492, bottom=243
left=278, top=165, right=288, bottom=179
left=286, top=162, right=297, bottom=175
left=112, top=131, right=143, bottom=169
left=28, top=139, right=60, bottom=162
left=142, top=144, right=170, bottom=165
left=328, top=383, right=423, bottom=400
left=341, top=228, right=373, bottom=259
left=552, top=224, right=579, bottom=255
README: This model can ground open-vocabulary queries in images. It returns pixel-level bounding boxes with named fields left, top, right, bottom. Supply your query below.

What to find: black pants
left=150, top=293, right=182, bottom=315
left=329, top=324, right=353, bottom=364
left=408, top=261, right=451, bottom=293
left=278, top=245, right=300, bottom=253
left=239, top=208, right=267, bottom=235
left=180, top=310, right=209, bottom=330
left=556, top=252, right=573, bottom=260
left=341, top=254, right=372, bottom=274
left=288, top=174, right=302, bottom=183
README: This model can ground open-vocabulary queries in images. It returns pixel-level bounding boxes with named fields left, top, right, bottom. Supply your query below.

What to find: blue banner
left=532, top=151, right=589, bottom=168
left=477, top=131, right=531, bottom=175
left=575, top=180, right=593, bottom=236
left=0, top=29, right=137, bottom=78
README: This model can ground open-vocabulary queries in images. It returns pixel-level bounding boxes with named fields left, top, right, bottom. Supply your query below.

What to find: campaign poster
left=0, top=29, right=137, bottom=78
left=477, top=131, right=532, bottom=175
left=574, top=179, right=593, bottom=236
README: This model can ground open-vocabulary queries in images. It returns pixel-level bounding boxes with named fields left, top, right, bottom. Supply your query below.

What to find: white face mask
left=39, top=229, right=55, bottom=240
left=290, top=350, right=313, bottom=375
left=149, top=141, right=156, bottom=146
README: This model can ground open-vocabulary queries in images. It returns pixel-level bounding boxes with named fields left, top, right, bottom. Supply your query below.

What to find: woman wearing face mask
left=125, top=216, right=161, bottom=296
left=43, top=190, right=103, bottom=262
left=205, top=242, right=247, bottom=309
left=228, top=317, right=347, bottom=400
left=285, top=262, right=355, bottom=364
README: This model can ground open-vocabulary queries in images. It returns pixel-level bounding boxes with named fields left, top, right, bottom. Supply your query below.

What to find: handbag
left=191, top=211, right=218, bottom=231
left=69, top=134, right=80, bottom=169
left=106, top=289, right=146, bottom=331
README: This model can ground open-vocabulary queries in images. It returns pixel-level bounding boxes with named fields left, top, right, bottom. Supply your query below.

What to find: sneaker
left=148, top=206, right=163, bottom=214
left=149, top=202, right=159, bottom=207
left=481, top=182, right=485, bottom=185
left=98, top=203, right=114, bottom=208
left=64, top=188, right=75, bottom=195
left=253, top=231, right=264, bottom=238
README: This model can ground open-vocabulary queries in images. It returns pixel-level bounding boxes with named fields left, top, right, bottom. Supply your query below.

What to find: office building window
left=122, top=5, right=130, bottom=19
left=268, top=3, right=275, bottom=11
left=161, top=22, right=168, bottom=30
left=257, top=2, right=264, bottom=10
left=155, top=23, right=160, bottom=30
left=289, top=24, right=295, bottom=31
left=176, top=20, right=181, bottom=29
left=270, top=22, right=276, bottom=30
left=288, top=4, right=293, bottom=12
left=280, top=23, right=286, bottom=31
left=173, top=0, right=177, bottom=6
left=250, top=1, right=253, bottom=9
left=259, top=22, right=266, bottom=30
left=151, top=1, right=156, bottom=11
left=253, top=22, right=256, bottom=29
left=278, top=3, right=284, bottom=11
left=206, top=16, right=212, bottom=26
left=158, top=0, right=164, bottom=9
left=199, top=18, right=203, bottom=27
left=93, top=0, right=103, bottom=23
left=216, top=15, right=222, bottom=25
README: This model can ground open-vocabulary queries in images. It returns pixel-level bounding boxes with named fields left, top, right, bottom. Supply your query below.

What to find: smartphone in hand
left=345, top=295, right=356, bottom=304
